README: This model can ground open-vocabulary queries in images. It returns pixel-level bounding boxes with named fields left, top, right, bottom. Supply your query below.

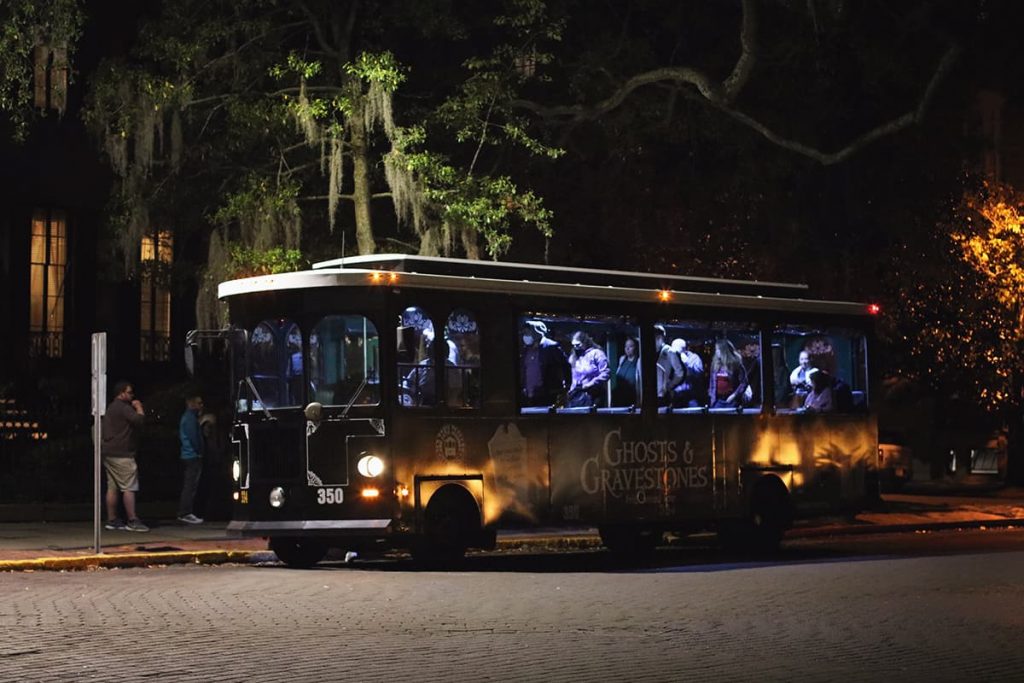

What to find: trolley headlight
left=232, top=460, right=241, bottom=482
left=268, top=486, right=286, bottom=508
left=357, top=454, right=385, bottom=478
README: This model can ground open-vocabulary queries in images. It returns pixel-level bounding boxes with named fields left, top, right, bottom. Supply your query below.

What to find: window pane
left=33, top=46, right=47, bottom=109
left=250, top=321, right=286, bottom=409
left=46, top=265, right=65, bottom=331
left=155, top=288, right=171, bottom=334
left=772, top=326, right=868, bottom=414
left=446, top=309, right=480, bottom=408
left=309, top=315, right=380, bottom=406
left=140, top=235, right=155, bottom=261
left=49, top=235, right=65, bottom=266
left=397, top=306, right=437, bottom=407
left=655, top=321, right=761, bottom=413
left=157, top=230, right=173, bottom=263
left=29, top=265, right=44, bottom=330
left=519, top=314, right=635, bottom=414
left=46, top=294, right=64, bottom=330
left=30, top=231, right=46, bottom=263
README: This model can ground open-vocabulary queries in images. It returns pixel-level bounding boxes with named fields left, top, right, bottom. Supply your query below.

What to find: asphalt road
left=3, top=527, right=1024, bottom=682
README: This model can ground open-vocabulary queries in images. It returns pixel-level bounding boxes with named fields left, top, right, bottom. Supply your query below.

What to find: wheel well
left=423, top=483, right=481, bottom=529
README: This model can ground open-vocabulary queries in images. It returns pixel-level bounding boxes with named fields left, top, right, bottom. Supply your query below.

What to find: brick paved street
left=3, top=532, right=1024, bottom=682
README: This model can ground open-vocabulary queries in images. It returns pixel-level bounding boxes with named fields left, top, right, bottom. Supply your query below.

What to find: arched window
left=397, top=306, right=437, bottom=407
left=248, top=319, right=304, bottom=409
left=446, top=309, right=480, bottom=408
left=309, top=315, right=380, bottom=406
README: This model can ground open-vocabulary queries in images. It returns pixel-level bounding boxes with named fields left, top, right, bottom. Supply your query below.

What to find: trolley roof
left=220, top=254, right=874, bottom=318
left=312, top=254, right=808, bottom=297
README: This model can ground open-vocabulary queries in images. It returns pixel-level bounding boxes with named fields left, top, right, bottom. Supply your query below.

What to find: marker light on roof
left=370, top=271, right=383, bottom=283
left=867, top=303, right=881, bottom=315
left=388, top=272, right=399, bottom=283
left=658, top=290, right=672, bottom=302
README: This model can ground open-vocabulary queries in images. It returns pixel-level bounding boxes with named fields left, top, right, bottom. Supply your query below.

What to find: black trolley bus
left=191, top=254, right=878, bottom=567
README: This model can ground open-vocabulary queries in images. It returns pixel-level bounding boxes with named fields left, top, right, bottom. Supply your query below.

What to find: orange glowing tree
left=949, top=181, right=1024, bottom=409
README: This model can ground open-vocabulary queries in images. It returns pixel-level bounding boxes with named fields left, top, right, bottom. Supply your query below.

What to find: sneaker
left=125, top=518, right=149, bottom=532
left=177, top=513, right=204, bottom=525
left=104, top=518, right=125, bottom=531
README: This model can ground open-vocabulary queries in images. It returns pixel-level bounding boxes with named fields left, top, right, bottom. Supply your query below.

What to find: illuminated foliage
left=888, top=180, right=1024, bottom=411
left=80, top=0, right=563, bottom=324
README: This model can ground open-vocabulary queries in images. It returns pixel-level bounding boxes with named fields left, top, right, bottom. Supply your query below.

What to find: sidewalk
left=2, top=489, right=1024, bottom=571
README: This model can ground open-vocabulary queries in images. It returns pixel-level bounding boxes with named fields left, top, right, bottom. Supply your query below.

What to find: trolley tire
left=599, top=526, right=662, bottom=557
left=413, top=485, right=480, bottom=566
left=718, top=476, right=792, bottom=553
left=269, top=537, right=328, bottom=569
left=748, top=476, right=792, bottom=552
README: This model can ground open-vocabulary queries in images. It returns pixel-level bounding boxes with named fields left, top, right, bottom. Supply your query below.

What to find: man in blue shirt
left=177, top=394, right=205, bottom=524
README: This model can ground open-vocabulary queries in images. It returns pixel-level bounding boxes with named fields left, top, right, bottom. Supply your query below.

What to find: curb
left=0, top=549, right=261, bottom=573
left=3, top=518, right=1023, bottom=572
left=788, top=517, right=1023, bottom=539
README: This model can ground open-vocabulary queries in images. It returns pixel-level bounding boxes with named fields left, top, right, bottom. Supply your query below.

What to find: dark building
left=0, top=10, right=192, bottom=516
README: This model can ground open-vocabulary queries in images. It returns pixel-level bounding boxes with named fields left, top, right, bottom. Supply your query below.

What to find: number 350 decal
left=317, top=487, right=344, bottom=505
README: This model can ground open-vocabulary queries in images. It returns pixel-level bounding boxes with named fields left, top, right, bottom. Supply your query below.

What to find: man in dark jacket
left=101, top=381, right=148, bottom=532
left=520, top=320, right=570, bottom=407
left=177, top=394, right=205, bottom=524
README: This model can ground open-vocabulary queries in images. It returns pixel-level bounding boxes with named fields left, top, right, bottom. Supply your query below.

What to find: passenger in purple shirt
left=567, top=331, right=610, bottom=408
left=803, top=368, right=834, bottom=413
left=520, top=320, right=569, bottom=407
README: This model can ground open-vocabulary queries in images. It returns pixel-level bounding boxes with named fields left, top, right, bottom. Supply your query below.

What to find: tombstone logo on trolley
left=435, top=424, right=466, bottom=462
left=580, top=428, right=708, bottom=502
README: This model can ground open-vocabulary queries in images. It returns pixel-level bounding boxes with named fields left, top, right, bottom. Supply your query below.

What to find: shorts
left=103, top=456, right=139, bottom=492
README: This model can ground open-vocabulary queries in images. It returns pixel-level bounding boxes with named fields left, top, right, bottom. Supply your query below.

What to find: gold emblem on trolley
left=435, top=424, right=466, bottom=462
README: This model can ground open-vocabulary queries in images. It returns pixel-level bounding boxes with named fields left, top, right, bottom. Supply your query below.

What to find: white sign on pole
left=91, top=334, right=107, bottom=417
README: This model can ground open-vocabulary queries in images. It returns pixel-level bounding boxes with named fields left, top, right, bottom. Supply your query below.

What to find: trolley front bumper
left=227, top=518, right=394, bottom=538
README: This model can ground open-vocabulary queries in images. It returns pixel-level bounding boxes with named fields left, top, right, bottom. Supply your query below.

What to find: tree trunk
left=349, top=114, right=376, bottom=254
left=460, top=225, right=481, bottom=260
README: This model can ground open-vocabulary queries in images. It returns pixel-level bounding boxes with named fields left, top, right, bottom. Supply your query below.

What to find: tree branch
left=710, top=43, right=961, bottom=165
left=518, top=19, right=961, bottom=168
left=722, top=0, right=756, bottom=102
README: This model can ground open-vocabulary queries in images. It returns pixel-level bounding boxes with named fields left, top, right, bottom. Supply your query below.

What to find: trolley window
left=397, top=306, right=438, bottom=407
left=445, top=309, right=481, bottom=408
left=248, top=319, right=304, bottom=410
left=309, top=315, right=380, bottom=406
left=655, top=320, right=761, bottom=414
left=520, top=313, right=639, bottom=414
left=772, top=326, right=868, bottom=414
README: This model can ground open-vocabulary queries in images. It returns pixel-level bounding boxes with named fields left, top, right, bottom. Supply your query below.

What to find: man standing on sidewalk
left=101, top=381, right=148, bottom=532
left=177, top=394, right=205, bottom=525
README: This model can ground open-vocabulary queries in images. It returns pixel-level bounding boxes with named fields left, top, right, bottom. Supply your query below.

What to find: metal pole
left=91, top=333, right=106, bottom=555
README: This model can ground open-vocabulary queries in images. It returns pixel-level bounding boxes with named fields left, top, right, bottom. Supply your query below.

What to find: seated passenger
left=803, top=368, right=834, bottom=413
left=670, top=338, right=705, bottom=408
left=790, top=351, right=815, bottom=401
left=566, top=331, right=610, bottom=408
left=708, top=339, right=748, bottom=409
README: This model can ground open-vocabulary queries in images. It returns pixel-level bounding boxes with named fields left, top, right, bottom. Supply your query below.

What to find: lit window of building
left=140, top=230, right=173, bottom=362
left=29, top=209, right=68, bottom=358
left=32, top=44, right=69, bottom=113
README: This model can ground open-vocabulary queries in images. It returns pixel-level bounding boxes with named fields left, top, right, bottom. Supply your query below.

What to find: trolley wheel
left=413, top=485, right=480, bottom=566
left=720, top=476, right=792, bottom=553
left=598, top=526, right=662, bottom=557
left=269, top=537, right=328, bottom=569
